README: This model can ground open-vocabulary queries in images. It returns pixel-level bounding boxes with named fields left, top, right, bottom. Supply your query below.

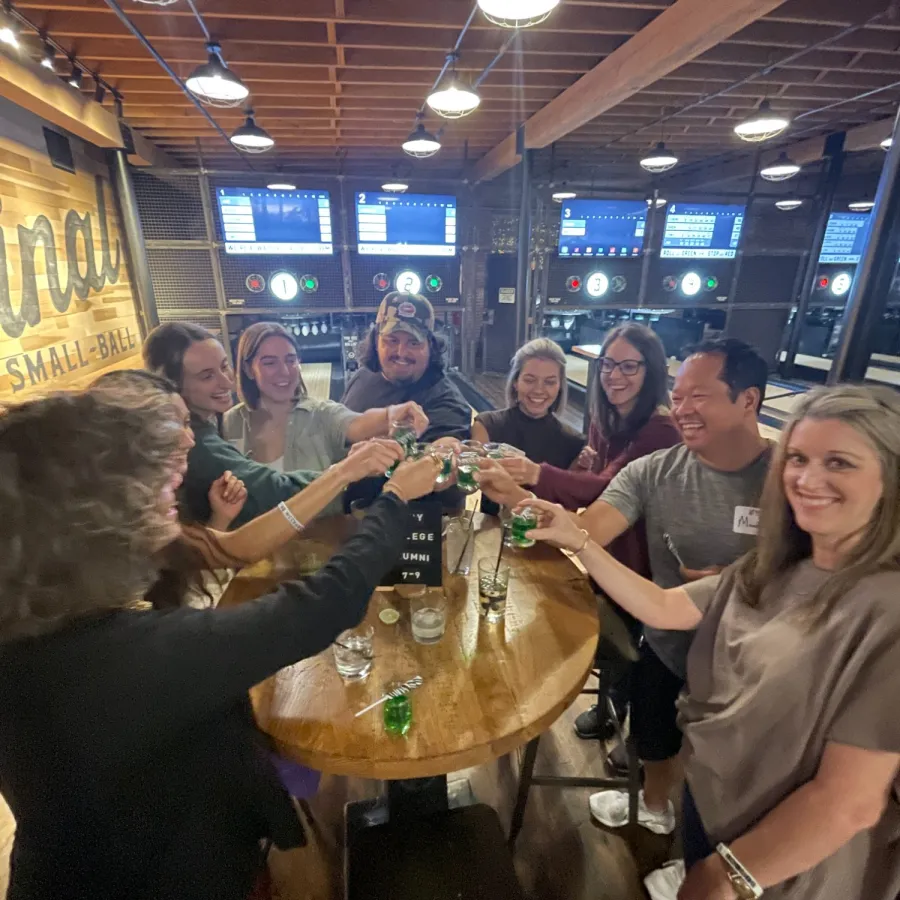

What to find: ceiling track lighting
left=775, top=197, right=803, bottom=211
left=186, top=42, right=249, bottom=108
left=40, top=47, right=55, bottom=70
left=426, top=52, right=480, bottom=119
left=640, top=141, right=678, bottom=174
left=230, top=110, right=275, bottom=153
left=734, top=99, right=790, bottom=143
left=66, top=62, right=82, bottom=89
left=760, top=151, right=801, bottom=182
left=93, top=82, right=106, bottom=104
left=402, top=115, right=441, bottom=158
left=477, top=0, right=560, bottom=28
left=0, top=4, right=19, bottom=49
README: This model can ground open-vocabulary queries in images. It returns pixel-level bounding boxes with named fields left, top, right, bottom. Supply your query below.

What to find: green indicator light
left=706, top=277, right=717, bottom=289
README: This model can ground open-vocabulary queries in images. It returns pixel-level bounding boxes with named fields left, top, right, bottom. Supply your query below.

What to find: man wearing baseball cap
left=341, top=291, right=470, bottom=443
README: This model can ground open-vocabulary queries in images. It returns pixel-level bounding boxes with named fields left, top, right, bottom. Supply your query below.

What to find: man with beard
left=341, top=292, right=470, bottom=443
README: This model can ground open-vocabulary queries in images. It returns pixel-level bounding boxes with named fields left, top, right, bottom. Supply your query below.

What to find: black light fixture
left=734, top=99, right=790, bottom=142
left=93, top=82, right=106, bottom=104
left=640, top=141, right=678, bottom=174
left=402, top=114, right=441, bottom=158
left=230, top=109, right=275, bottom=153
left=186, top=42, right=249, bottom=108
left=426, top=52, right=480, bottom=119
left=760, top=151, right=801, bottom=182
left=40, top=40, right=55, bottom=71
left=775, top=197, right=803, bottom=211
left=67, top=62, right=82, bottom=89
left=477, top=0, right=560, bottom=28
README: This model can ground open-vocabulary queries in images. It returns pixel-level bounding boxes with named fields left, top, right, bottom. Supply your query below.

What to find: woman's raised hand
left=512, top=497, right=586, bottom=551
left=338, top=439, right=404, bottom=482
left=388, top=453, right=443, bottom=500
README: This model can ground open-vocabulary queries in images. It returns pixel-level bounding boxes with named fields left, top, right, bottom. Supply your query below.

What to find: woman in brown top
left=520, top=385, right=900, bottom=900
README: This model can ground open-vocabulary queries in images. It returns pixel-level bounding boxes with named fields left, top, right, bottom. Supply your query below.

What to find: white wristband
left=278, top=501, right=305, bottom=533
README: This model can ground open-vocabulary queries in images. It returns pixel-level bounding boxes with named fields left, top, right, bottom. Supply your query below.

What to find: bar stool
left=508, top=597, right=642, bottom=847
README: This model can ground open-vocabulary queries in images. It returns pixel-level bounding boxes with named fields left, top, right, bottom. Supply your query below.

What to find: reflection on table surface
left=222, top=515, right=599, bottom=781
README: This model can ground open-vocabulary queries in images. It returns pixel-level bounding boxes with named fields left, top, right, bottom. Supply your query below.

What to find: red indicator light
left=818, top=276, right=829, bottom=289
left=571, top=278, right=580, bottom=288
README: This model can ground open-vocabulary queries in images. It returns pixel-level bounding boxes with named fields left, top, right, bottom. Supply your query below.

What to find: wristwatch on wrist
left=716, top=843, right=763, bottom=900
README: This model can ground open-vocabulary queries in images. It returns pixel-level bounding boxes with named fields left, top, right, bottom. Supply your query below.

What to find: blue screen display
left=558, top=200, right=647, bottom=258
left=660, top=203, right=745, bottom=259
left=356, top=192, right=456, bottom=256
left=818, top=212, right=871, bottom=264
left=217, top=187, right=333, bottom=255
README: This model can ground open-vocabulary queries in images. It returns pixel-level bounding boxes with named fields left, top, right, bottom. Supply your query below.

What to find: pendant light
left=734, top=100, right=789, bottom=142
left=230, top=110, right=274, bottom=153
left=881, top=137, right=893, bottom=151
left=427, top=53, right=480, bottom=119
left=186, top=42, right=249, bottom=108
left=402, top=115, right=441, bottom=158
left=551, top=189, right=576, bottom=202
left=477, top=0, right=560, bottom=28
left=646, top=196, right=667, bottom=208
left=267, top=181, right=296, bottom=190
left=775, top=198, right=803, bottom=211
left=640, top=141, right=678, bottom=174
left=382, top=182, right=409, bottom=192
left=760, top=152, right=801, bottom=182
left=848, top=199, right=874, bottom=212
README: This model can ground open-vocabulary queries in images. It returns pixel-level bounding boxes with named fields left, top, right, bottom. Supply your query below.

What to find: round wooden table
left=221, top=515, right=599, bottom=782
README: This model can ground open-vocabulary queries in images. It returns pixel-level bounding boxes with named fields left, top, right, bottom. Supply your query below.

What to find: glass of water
left=478, top=558, right=510, bottom=623
left=332, top=625, right=374, bottom=679
left=410, top=591, right=447, bottom=645
left=444, top=515, right=475, bottom=575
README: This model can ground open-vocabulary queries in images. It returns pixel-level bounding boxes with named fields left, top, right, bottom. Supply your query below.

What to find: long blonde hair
left=733, top=384, right=900, bottom=623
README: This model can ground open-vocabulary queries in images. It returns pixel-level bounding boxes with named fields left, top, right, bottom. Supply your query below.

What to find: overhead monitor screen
left=660, top=202, right=745, bottom=259
left=217, top=188, right=333, bottom=255
left=557, top=199, right=647, bottom=258
left=355, top=192, right=456, bottom=256
left=818, top=211, right=871, bottom=264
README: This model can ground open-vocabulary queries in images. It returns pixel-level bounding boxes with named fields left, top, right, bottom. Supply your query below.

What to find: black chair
left=508, top=597, right=642, bottom=847
left=347, top=804, right=525, bottom=900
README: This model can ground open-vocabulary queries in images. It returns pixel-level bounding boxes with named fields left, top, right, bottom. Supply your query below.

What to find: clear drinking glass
left=456, top=452, right=481, bottom=495
left=478, top=559, right=510, bottom=623
left=428, top=444, right=455, bottom=484
left=410, top=591, right=446, bottom=644
left=509, top=506, right=538, bottom=549
left=444, top=515, right=475, bottom=575
left=483, top=442, right=505, bottom=459
left=332, top=626, right=374, bottom=679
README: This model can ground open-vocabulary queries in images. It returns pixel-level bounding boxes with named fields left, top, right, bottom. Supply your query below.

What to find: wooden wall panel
left=0, top=135, right=141, bottom=400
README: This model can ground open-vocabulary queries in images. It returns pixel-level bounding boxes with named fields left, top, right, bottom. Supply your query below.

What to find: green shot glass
left=428, top=444, right=455, bottom=485
left=383, top=690, right=413, bottom=736
left=509, top=506, right=538, bottom=549
left=456, top=451, right=481, bottom=495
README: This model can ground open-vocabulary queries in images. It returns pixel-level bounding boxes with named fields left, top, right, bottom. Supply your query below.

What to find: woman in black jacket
left=0, top=390, right=441, bottom=900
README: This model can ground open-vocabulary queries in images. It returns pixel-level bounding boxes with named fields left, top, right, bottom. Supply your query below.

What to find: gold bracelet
left=573, top=529, right=590, bottom=556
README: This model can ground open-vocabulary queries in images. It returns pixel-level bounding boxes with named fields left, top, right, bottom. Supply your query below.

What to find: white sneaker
left=644, top=860, right=686, bottom=900
left=588, top=789, right=676, bottom=835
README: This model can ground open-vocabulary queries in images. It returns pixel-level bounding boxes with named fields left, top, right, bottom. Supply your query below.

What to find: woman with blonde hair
left=0, top=388, right=442, bottom=900
left=516, top=383, right=900, bottom=900
left=224, top=321, right=427, bottom=474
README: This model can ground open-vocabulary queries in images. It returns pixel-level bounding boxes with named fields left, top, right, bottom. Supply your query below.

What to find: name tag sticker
left=733, top=506, right=760, bottom=535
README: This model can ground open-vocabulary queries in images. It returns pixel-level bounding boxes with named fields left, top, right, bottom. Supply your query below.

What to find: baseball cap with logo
left=375, top=291, right=436, bottom=343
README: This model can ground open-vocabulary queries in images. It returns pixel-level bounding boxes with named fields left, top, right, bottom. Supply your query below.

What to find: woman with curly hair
left=0, top=390, right=442, bottom=900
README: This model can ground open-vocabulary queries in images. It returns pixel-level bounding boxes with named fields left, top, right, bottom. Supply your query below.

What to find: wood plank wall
left=0, top=133, right=141, bottom=401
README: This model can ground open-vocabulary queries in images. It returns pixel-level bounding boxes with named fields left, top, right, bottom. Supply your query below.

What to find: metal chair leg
left=508, top=735, right=540, bottom=849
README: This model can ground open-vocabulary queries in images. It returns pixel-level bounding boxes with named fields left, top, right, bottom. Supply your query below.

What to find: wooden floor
left=302, top=363, right=333, bottom=402
left=0, top=694, right=668, bottom=899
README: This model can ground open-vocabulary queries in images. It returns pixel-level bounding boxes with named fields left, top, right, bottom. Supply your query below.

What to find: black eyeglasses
left=599, top=357, right=645, bottom=376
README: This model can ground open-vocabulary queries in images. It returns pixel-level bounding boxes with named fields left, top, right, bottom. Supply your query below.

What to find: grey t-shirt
left=600, top=442, right=771, bottom=677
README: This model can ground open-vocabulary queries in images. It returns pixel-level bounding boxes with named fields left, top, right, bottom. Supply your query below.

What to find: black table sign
left=380, top=500, right=443, bottom=587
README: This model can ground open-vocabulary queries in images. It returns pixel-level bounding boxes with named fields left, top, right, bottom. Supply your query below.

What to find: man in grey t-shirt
left=577, top=339, right=772, bottom=866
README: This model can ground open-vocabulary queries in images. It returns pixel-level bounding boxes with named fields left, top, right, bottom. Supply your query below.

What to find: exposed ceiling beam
left=659, top=117, right=895, bottom=190
left=473, top=0, right=791, bottom=182
left=0, top=45, right=122, bottom=147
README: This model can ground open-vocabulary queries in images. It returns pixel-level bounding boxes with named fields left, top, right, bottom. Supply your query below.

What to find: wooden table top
left=571, top=343, right=603, bottom=361
left=221, top=516, right=599, bottom=781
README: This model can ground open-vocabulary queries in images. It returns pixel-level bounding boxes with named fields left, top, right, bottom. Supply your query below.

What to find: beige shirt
left=681, top=563, right=900, bottom=900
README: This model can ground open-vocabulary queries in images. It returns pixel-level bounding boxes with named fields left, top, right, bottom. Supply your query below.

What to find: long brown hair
left=505, top=338, right=569, bottom=415
left=733, top=384, right=900, bottom=624
left=235, top=321, right=307, bottom=409
left=592, top=323, right=670, bottom=440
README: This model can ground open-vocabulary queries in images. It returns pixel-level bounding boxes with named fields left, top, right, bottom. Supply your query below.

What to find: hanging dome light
left=551, top=190, right=576, bottom=201
left=646, top=196, right=667, bottom=208
left=760, top=151, right=801, bottom=182
left=427, top=79, right=480, bottom=119
left=267, top=181, right=296, bottom=190
left=230, top=111, right=275, bottom=153
left=186, top=43, right=249, bottom=108
left=848, top=199, right=874, bottom=212
left=382, top=182, right=409, bottom=192
left=640, top=142, right=678, bottom=174
left=734, top=100, right=789, bottom=142
left=881, top=137, right=892, bottom=151
left=775, top=197, right=803, bottom=211
left=477, top=0, right=560, bottom=28
left=402, top=118, right=441, bottom=158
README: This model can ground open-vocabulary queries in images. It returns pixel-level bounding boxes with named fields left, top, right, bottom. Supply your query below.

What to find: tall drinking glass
left=478, top=559, right=510, bottom=623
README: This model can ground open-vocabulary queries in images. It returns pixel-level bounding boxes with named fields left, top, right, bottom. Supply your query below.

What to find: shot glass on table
left=332, top=625, right=374, bottom=679
left=410, top=590, right=447, bottom=645
left=456, top=452, right=482, bottom=495
left=477, top=558, right=510, bottom=623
